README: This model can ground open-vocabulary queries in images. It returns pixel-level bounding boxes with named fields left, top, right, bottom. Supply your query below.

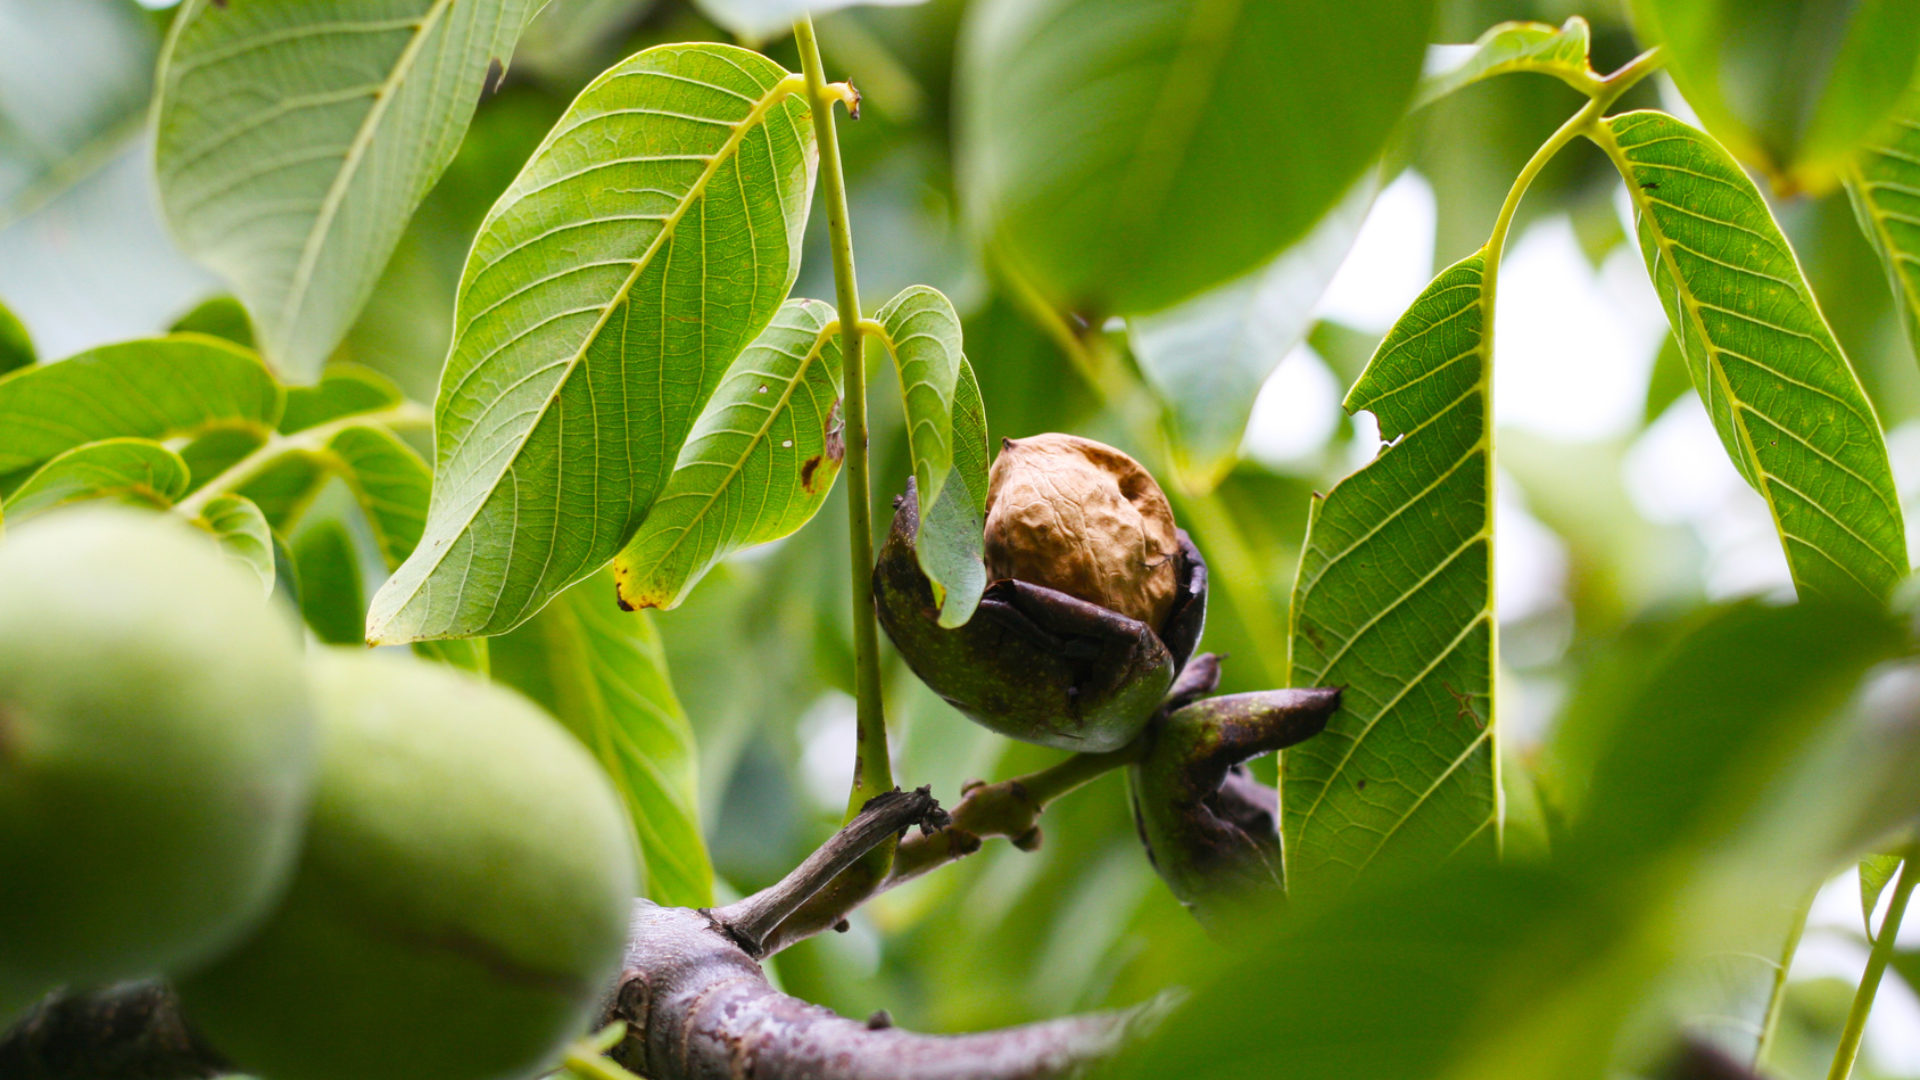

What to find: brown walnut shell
left=873, top=479, right=1207, bottom=752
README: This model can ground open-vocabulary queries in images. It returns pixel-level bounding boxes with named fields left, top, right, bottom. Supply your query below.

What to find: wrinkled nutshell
left=1129, top=678, right=1342, bottom=927
left=0, top=507, right=314, bottom=995
left=177, top=650, right=637, bottom=1080
left=985, top=434, right=1180, bottom=629
left=875, top=470, right=1207, bottom=752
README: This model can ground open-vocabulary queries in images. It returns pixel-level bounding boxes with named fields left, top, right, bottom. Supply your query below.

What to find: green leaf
left=327, top=425, right=431, bottom=572
left=1627, top=0, right=1920, bottom=192
left=154, top=0, right=541, bottom=379
left=236, top=453, right=330, bottom=533
left=1285, top=252, right=1495, bottom=901
left=0, top=299, right=33, bottom=376
left=1127, top=178, right=1372, bottom=487
left=194, top=492, right=275, bottom=594
left=1416, top=17, right=1596, bottom=107
left=1861, top=853, right=1903, bottom=942
left=492, top=571, right=714, bottom=908
left=1843, top=92, right=1920, bottom=365
left=292, top=518, right=368, bottom=646
left=367, top=42, right=818, bottom=645
left=1598, top=111, right=1908, bottom=601
left=1642, top=334, right=1690, bottom=424
left=958, top=0, right=1435, bottom=317
left=0, top=336, right=280, bottom=477
left=917, top=357, right=989, bottom=628
left=2, top=438, right=191, bottom=520
left=169, top=296, right=256, bottom=351
left=873, top=285, right=961, bottom=530
left=278, top=363, right=405, bottom=434
left=611, top=299, right=845, bottom=612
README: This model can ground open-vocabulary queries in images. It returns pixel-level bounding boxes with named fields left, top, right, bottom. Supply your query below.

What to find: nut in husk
left=985, top=434, right=1179, bottom=629
left=1129, top=679, right=1341, bottom=927
left=874, top=437, right=1207, bottom=751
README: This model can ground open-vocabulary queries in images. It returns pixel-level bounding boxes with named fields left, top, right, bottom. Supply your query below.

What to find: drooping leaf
left=1416, top=16, right=1597, bottom=106
left=1861, top=853, right=1904, bottom=942
left=1627, top=0, right=1920, bottom=193
left=1598, top=111, right=1908, bottom=601
left=292, top=517, right=368, bottom=646
left=367, top=42, right=818, bottom=645
left=958, top=0, right=1435, bottom=317
left=0, top=336, right=280, bottom=477
left=1128, top=178, right=1372, bottom=487
left=493, top=571, right=714, bottom=908
left=278, top=363, right=406, bottom=434
left=0, top=299, right=32, bottom=376
left=1843, top=93, right=1920, bottom=364
left=328, top=424, right=431, bottom=572
left=1285, top=252, right=1495, bottom=901
left=873, top=284, right=961, bottom=531
left=611, top=299, right=845, bottom=612
left=917, top=357, right=989, bottom=628
left=690, top=0, right=930, bottom=44
left=154, top=0, right=541, bottom=379
left=2, top=438, right=191, bottom=519
left=168, top=296, right=255, bottom=351
left=194, top=492, right=275, bottom=594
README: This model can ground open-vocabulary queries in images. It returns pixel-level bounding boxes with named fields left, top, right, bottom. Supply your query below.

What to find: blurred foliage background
left=6, top=0, right=1920, bottom=1076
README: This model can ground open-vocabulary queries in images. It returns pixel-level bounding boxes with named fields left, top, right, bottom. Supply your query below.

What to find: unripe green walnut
left=178, top=650, right=638, bottom=1080
left=0, top=507, right=314, bottom=993
left=985, top=434, right=1179, bottom=628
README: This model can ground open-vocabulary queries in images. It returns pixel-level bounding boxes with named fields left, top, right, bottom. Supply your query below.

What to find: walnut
left=983, top=433, right=1179, bottom=629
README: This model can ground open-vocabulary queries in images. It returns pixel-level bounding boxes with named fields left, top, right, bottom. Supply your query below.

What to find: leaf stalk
left=1827, top=851, right=1919, bottom=1080
left=794, top=15, right=893, bottom=819
left=171, top=401, right=428, bottom=519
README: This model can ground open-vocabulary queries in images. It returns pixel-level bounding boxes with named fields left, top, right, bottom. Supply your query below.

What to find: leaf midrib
left=278, top=0, right=451, bottom=337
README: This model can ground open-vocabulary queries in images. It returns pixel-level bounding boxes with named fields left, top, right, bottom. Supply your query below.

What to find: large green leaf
left=1127, top=179, right=1371, bottom=487
left=492, top=571, right=714, bottom=908
left=328, top=424, right=431, bottom=572
left=154, top=0, right=540, bottom=379
left=0, top=336, right=280, bottom=477
left=958, top=0, right=1434, bottom=317
left=2, top=438, right=191, bottom=519
left=1416, top=16, right=1596, bottom=106
left=1844, top=91, right=1920, bottom=364
left=1627, top=0, right=1920, bottom=192
left=1285, top=252, right=1495, bottom=901
left=611, top=299, right=844, bottom=612
left=1597, top=111, right=1908, bottom=601
left=366, top=42, right=817, bottom=645
left=279, top=364, right=405, bottom=434
left=194, top=492, right=275, bottom=594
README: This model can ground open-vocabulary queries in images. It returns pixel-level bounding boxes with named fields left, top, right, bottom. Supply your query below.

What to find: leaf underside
left=196, top=491, right=276, bottom=594
left=918, top=357, right=989, bottom=628
left=1285, top=252, right=1497, bottom=900
left=1602, top=110, right=1908, bottom=601
left=367, top=42, right=817, bottom=645
left=612, top=299, right=845, bottom=612
left=1416, top=16, right=1594, bottom=106
left=155, top=0, right=538, bottom=379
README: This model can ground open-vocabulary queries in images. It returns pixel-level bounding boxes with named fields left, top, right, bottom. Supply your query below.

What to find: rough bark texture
left=0, top=982, right=225, bottom=1080
left=604, top=902, right=1146, bottom=1080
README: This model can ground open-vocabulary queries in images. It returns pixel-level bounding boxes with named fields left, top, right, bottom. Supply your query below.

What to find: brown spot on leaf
left=800, top=455, right=823, bottom=491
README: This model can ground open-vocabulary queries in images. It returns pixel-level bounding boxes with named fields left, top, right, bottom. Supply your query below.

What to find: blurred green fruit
left=0, top=507, right=315, bottom=993
left=179, top=649, right=638, bottom=1080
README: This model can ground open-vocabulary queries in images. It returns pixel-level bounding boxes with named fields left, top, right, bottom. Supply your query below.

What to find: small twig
left=712, top=787, right=942, bottom=957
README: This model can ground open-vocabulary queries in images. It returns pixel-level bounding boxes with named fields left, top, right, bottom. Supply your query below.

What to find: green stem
left=1827, top=852, right=1919, bottom=1080
left=795, top=15, right=892, bottom=817
left=1755, top=887, right=1816, bottom=1070
left=171, top=402, right=429, bottom=519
